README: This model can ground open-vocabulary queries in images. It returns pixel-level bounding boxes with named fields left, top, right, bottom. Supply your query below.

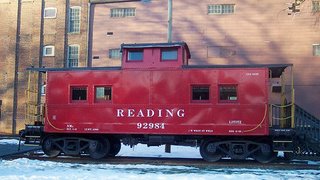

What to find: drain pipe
left=167, top=0, right=172, bottom=43
left=64, top=0, right=70, bottom=67
left=87, top=2, right=93, bottom=67
left=36, top=0, right=45, bottom=123
left=12, top=0, right=22, bottom=134
left=165, top=0, right=173, bottom=152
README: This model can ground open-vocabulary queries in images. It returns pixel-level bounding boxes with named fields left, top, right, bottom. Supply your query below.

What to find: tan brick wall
left=0, top=0, right=89, bottom=134
left=42, top=0, right=89, bottom=68
left=69, top=0, right=89, bottom=67
left=15, top=0, right=43, bottom=132
left=43, top=0, right=66, bottom=68
left=0, top=0, right=18, bottom=134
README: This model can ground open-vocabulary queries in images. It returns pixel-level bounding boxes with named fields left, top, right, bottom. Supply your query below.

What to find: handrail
left=271, top=103, right=293, bottom=108
left=272, top=116, right=292, bottom=120
left=270, top=103, right=293, bottom=128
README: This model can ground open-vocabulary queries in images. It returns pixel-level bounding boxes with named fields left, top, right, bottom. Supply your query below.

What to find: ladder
left=25, top=70, right=38, bottom=125
left=23, top=70, right=44, bottom=146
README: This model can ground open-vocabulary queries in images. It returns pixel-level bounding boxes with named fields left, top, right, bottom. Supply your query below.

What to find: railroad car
left=21, top=42, right=298, bottom=163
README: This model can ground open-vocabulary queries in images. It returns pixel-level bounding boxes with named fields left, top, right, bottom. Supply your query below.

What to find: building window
left=95, top=86, right=112, bottom=102
left=41, top=84, right=46, bottom=96
left=208, top=4, right=235, bottom=14
left=312, top=1, right=320, bottom=12
left=192, top=86, right=210, bottom=101
left=43, top=46, right=55, bottom=56
left=68, top=45, right=79, bottom=67
left=44, top=8, right=57, bottom=18
left=128, top=50, right=143, bottom=61
left=109, top=49, right=121, bottom=59
left=69, top=7, right=81, bottom=33
left=207, top=46, right=236, bottom=58
left=219, top=85, right=238, bottom=102
left=110, top=8, right=136, bottom=18
left=313, top=44, right=320, bottom=56
left=161, top=49, right=178, bottom=61
left=71, top=86, right=87, bottom=102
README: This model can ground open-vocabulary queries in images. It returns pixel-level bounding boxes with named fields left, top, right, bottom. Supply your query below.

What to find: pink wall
left=91, top=0, right=320, bottom=118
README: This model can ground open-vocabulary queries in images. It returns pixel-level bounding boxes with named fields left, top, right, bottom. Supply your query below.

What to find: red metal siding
left=44, top=67, right=269, bottom=136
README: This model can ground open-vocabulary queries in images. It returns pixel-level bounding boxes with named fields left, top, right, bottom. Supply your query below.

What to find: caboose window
left=161, top=49, right=178, bottom=61
left=128, top=50, right=143, bottom=61
left=192, top=86, right=210, bottom=101
left=95, top=86, right=112, bottom=102
left=219, top=85, right=237, bottom=102
left=71, top=87, right=87, bottom=102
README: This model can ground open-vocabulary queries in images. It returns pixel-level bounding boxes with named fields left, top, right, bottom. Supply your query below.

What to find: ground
left=0, top=139, right=319, bottom=180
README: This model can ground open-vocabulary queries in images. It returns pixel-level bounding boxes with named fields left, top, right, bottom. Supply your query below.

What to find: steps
left=295, top=104, right=320, bottom=142
left=271, top=103, right=320, bottom=160
left=20, top=125, right=43, bottom=146
left=292, top=104, right=320, bottom=159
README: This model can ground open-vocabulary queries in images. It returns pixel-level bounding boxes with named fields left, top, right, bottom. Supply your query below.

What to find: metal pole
left=36, top=0, right=45, bottom=123
left=64, top=0, right=70, bottom=68
left=291, top=66, right=295, bottom=128
left=166, top=0, right=172, bottom=152
left=165, top=0, right=172, bottom=148
left=167, top=0, right=172, bottom=43
left=12, top=0, right=22, bottom=134
left=87, top=3, right=92, bottom=67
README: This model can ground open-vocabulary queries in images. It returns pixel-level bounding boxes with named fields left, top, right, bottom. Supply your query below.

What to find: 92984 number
left=137, top=123, right=165, bottom=129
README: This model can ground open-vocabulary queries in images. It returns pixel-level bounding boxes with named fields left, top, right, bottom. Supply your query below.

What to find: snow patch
left=1, top=139, right=320, bottom=179
left=0, top=158, right=319, bottom=180
left=0, top=139, right=22, bottom=145
left=118, top=144, right=201, bottom=159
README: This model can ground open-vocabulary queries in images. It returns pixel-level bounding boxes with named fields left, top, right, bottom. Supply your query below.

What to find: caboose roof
left=183, top=64, right=292, bottom=78
left=27, top=64, right=291, bottom=78
left=26, top=66, right=121, bottom=72
left=120, top=42, right=191, bottom=59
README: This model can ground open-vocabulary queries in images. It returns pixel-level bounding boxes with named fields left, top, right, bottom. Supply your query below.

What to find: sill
left=94, top=100, right=112, bottom=104
left=70, top=100, right=88, bottom=104
left=218, top=100, right=238, bottom=104
left=191, top=100, right=211, bottom=104
left=126, top=60, right=143, bottom=62
left=161, top=59, right=178, bottom=61
left=68, top=32, right=81, bottom=35
left=44, top=17, right=57, bottom=19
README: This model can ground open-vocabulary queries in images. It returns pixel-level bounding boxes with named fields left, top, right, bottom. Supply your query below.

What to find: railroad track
left=0, top=147, right=41, bottom=159
left=2, top=149, right=319, bottom=170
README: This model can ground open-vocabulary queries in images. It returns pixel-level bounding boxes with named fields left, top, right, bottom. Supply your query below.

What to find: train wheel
left=42, top=136, right=61, bottom=157
left=200, top=139, right=223, bottom=162
left=252, top=143, right=276, bottom=163
left=88, top=137, right=110, bottom=159
left=108, top=137, right=121, bottom=157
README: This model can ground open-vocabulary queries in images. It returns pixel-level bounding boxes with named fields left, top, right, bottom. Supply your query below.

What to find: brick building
left=90, top=0, right=320, bottom=118
left=0, top=0, right=319, bottom=134
left=0, top=0, right=89, bottom=134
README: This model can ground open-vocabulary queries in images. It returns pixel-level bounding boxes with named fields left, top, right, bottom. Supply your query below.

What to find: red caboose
left=22, top=42, right=294, bottom=163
